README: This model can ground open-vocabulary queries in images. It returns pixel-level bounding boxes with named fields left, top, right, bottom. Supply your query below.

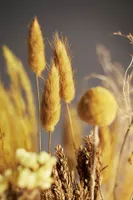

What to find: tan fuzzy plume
left=28, top=17, right=46, bottom=76
left=40, top=61, right=61, bottom=132
left=53, top=33, right=75, bottom=103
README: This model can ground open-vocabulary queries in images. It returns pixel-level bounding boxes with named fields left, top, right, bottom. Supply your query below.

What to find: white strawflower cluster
left=16, top=148, right=57, bottom=190
left=0, top=149, right=57, bottom=196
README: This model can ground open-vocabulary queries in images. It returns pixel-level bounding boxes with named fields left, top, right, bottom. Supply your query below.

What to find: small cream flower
left=15, top=148, right=57, bottom=190
left=37, top=151, right=51, bottom=165
left=17, top=168, right=36, bottom=190
left=36, top=166, right=52, bottom=182
left=16, top=148, right=39, bottom=170
left=41, top=177, right=54, bottom=190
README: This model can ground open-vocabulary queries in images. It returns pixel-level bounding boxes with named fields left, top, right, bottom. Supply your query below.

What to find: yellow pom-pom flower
left=77, top=86, right=117, bottom=126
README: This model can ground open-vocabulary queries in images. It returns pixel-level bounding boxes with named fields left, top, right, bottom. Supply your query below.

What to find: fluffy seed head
left=40, top=61, right=61, bottom=132
left=53, top=33, right=75, bottom=103
left=28, top=17, right=46, bottom=76
left=77, top=86, right=117, bottom=126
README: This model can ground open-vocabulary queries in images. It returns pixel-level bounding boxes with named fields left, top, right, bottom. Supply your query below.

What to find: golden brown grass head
left=77, top=86, right=117, bottom=126
left=53, top=32, right=75, bottom=103
left=28, top=17, right=46, bottom=76
left=40, top=61, right=61, bottom=132
left=0, top=46, right=38, bottom=172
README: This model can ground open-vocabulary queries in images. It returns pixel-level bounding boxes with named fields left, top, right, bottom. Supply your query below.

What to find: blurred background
left=0, top=0, right=133, bottom=152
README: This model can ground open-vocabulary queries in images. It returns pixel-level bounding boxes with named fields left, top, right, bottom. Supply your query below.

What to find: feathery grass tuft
left=40, top=61, right=61, bottom=153
left=53, top=32, right=75, bottom=103
left=28, top=17, right=46, bottom=76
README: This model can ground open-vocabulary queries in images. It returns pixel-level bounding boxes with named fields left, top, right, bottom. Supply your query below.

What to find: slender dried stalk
left=119, top=118, right=133, bottom=158
left=28, top=17, right=46, bottom=151
left=36, top=75, right=41, bottom=152
left=90, top=126, right=98, bottom=200
left=66, top=103, right=76, bottom=150
left=48, top=131, right=52, bottom=154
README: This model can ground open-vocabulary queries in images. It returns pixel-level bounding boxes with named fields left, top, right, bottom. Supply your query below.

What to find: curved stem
left=114, top=118, right=133, bottom=200
left=119, top=118, right=133, bottom=158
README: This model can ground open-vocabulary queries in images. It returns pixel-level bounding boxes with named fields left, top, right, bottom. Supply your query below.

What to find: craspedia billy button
left=77, top=86, right=117, bottom=126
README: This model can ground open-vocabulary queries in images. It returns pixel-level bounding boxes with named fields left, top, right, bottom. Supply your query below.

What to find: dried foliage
left=84, top=33, right=133, bottom=199
left=42, top=135, right=102, bottom=200
left=0, top=16, right=133, bottom=200
left=0, top=46, right=37, bottom=172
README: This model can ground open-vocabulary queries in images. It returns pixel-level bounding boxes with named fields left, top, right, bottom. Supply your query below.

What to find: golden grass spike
left=3, top=45, right=36, bottom=121
left=3, top=45, right=26, bottom=116
left=77, top=86, right=117, bottom=126
left=40, top=61, right=61, bottom=152
left=2, top=46, right=38, bottom=153
left=28, top=17, right=46, bottom=76
left=53, top=32, right=75, bottom=103
left=0, top=84, right=17, bottom=171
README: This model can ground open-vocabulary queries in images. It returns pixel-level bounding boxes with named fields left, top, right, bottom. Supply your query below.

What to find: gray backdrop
left=0, top=0, right=133, bottom=152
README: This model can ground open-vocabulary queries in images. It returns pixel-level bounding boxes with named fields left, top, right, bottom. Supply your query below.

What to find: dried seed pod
left=28, top=17, right=46, bottom=76
left=40, top=61, right=61, bottom=132
left=77, top=86, right=117, bottom=126
left=53, top=33, right=75, bottom=103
